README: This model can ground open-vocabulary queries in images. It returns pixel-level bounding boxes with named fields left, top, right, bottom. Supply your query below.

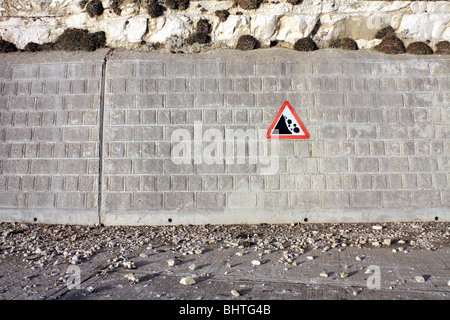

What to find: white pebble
left=188, top=263, right=196, bottom=271
left=251, top=260, right=261, bottom=266
left=231, top=289, right=240, bottom=297
left=167, top=258, right=176, bottom=267
left=180, top=277, right=196, bottom=285
left=415, top=275, right=426, bottom=283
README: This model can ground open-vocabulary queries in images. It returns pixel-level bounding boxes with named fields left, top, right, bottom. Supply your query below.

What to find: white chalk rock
left=180, top=277, right=196, bottom=285
left=250, top=14, right=278, bottom=43
left=275, top=14, right=318, bottom=43
left=398, top=13, right=449, bottom=41
left=146, top=15, right=191, bottom=44
left=251, top=260, right=261, bottom=266
left=215, top=15, right=250, bottom=43
left=125, top=17, right=148, bottom=43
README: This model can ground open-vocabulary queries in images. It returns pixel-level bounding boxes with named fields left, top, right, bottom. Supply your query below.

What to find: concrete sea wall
left=0, top=48, right=449, bottom=225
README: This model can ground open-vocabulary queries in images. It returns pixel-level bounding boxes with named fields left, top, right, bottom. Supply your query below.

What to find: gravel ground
left=1, top=221, right=449, bottom=268
left=0, top=221, right=448, bottom=300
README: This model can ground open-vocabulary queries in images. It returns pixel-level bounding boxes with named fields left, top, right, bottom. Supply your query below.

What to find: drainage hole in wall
left=303, top=218, right=308, bottom=223
left=33, top=217, right=37, bottom=222
left=435, top=216, right=439, bottom=221
left=168, top=218, right=172, bottom=223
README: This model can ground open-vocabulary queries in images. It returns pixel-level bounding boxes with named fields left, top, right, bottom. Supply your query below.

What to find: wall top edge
left=0, top=48, right=110, bottom=66
left=104, top=48, right=450, bottom=63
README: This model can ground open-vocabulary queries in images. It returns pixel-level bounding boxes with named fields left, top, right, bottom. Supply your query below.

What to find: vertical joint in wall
left=97, top=49, right=113, bottom=225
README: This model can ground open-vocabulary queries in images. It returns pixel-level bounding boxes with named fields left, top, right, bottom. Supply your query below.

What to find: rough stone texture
left=1, top=48, right=449, bottom=225
left=0, top=1, right=449, bottom=51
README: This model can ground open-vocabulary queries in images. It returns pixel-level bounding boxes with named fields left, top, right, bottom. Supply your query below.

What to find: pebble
left=340, top=272, right=348, bottom=278
left=87, top=286, right=95, bottom=293
left=251, top=260, right=261, bottom=266
left=415, top=275, right=426, bottom=283
left=320, top=272, right=328, bottom=278
left=306, top=256, right=314, bottom=260
left=122, top=260, right=135, bottom=269
left=167, top=259, right=176, bottom=267
left=180, top=277, right=196, bottom=285
left=372, top=225, right=383, bottom=230
left=231, top=289, right=240, bottom=297
left=124, top=273, right=139, bottom=283
left=188, top=263, right=197, bottom=271
left=355, top=255, right=365, bottom=261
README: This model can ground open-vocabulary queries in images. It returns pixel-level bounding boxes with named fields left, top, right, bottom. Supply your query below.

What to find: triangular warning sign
left=266, top=101, right=309, bottom=139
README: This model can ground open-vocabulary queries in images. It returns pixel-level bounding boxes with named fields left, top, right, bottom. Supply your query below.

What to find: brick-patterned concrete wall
left=1, top=49, right=449, bottom=225
left=0, top=50, right=108, bottom=224
left=100, top=49, right=449, bottom=225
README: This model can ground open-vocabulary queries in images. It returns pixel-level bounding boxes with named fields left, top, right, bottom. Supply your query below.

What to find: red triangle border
left=266, top=101, right=310, bottom=139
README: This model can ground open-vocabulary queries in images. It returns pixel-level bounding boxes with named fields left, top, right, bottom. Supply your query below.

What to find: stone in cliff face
left=0, top=0, right=449, bottom=51
left=250, top=14, right=278, bottom=46
left=0, top=17, right=56, bottom=49
left=275, top=15, right=319, bottom=44
left=398, top=13, right=449, bottom=42
left=125, top=17, right=148, bottom=43
left=145, top=15, right=191, bottom=45
left=215, top=15, right=251, bottom=43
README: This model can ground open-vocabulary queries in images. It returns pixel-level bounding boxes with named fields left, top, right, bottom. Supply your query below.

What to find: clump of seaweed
left=86, top=0, right=104, bottom=18
left=186, top=19, right=212, bottom=45
left=330, top=38, right=358, bottom=50
left=0, top=39, right=18, bottom=53
left=235, top=35, right=260, bottom=51
left=237, top=0, right=262, bottom=10
left=375, top=26, right=395, bottom=39
left=406, top=41, right=433, bottom=55
left=435, top=41, right=450, bottom=55
left=23, top=42, right=43, bottom=52
left=165, top=0, right=190, bottom=10
left=52, top=29, right=106, bottom=51
left=24, top=29, right=106, bottom=52
left=215, top=10, right=230, bottom=22
left=110, top=0, right=124, bottom=15
left=293, top=37, right=318, bottom=52
left=374, top=33, right=405, bottom=54
left=147, top=0, right=165, bottom=18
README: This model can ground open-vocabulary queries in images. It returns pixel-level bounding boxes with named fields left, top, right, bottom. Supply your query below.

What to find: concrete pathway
left=43, top=244, right=449, bottom=301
